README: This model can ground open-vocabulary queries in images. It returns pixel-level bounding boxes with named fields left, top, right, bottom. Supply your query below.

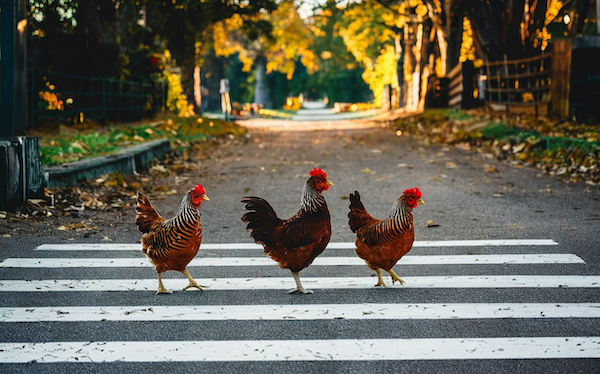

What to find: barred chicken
left=135, top=184, right=209, bottom=294
left=241, top=168, right=333, bottom=294
left=348, top=188, right=424, bottom=287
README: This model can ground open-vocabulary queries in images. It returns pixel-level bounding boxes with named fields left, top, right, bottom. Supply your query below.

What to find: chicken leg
left=156, top=272, right=173, bottom=294
left=375, top=268, right=387, bottom=287
left=288, top=272, right=313, bottom=294
left=181, top=268, right=204, bottom=291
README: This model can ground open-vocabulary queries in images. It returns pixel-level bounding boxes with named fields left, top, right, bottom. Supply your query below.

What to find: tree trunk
left=253, top=55, right=272, bottom=108
left=395, top=33, right=406, bottom=108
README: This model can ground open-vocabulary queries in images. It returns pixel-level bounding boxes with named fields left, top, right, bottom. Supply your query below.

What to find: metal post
left=102, top=78, right=107, bottom=121
left=1, top=0, right=28, bottom=137
left=29, top=69, right=37, bottom=129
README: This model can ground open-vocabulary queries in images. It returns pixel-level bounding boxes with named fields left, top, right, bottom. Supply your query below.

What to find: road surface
left=1, top=113, right=599, bottom=373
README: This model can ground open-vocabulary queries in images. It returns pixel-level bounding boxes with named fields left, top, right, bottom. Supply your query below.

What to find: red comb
left=403, top=187, right=421, bottom=198
left=194, top=184, right=206, bottom=194
left=309, top=167, right=327, bottom=179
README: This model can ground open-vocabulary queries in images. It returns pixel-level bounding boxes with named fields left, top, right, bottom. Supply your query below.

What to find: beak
left=326, top=180, right=334, bottom=186
left=202, top=194, right=210, bottom=201
left=417, top=198, right=425, bottom=205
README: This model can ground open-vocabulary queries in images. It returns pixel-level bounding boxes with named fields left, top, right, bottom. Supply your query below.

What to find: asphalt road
left=1, top=116, right=599, bottom=373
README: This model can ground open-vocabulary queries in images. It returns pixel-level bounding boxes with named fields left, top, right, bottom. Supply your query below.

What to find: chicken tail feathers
left=348, top=191, right=374, bottom=233
left=135, top=192, right=164, bottom=234
left=241, top=197, right=282, bottom=244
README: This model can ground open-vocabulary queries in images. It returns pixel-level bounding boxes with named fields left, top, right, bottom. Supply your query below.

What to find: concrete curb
left=44, top=139, right=172, bottom=187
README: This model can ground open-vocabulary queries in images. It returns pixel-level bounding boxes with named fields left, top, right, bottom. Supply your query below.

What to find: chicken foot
left=181, top=269, right=204, bottom=291
left=388, top=269, right=405, bottom=285
left=374, top=268, right=405, bottom=287
left=288, top=272, right=313, bottom=294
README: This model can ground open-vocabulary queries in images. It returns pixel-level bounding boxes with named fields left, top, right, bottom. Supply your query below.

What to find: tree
left=208, top=0, right=317, bottom=108
left=296, top=0, right=371, bottom=103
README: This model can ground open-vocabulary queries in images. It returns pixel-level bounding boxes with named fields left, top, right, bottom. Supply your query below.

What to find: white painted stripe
left=1, top=276, right=598, bottom=292
left=2, top=303, right=599, bottom=323
left=0, top=337, right=598, bottom=362
left=35, top=239, right=559, bottom=251
left=0, top=254, right=584, bottom=268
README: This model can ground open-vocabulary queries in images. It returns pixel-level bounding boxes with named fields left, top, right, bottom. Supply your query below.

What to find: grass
left=257, top=108, right=297, bottom=119
left=30, top=114, right=246, bottom=166
left=392, top=108, right=600, bottom=183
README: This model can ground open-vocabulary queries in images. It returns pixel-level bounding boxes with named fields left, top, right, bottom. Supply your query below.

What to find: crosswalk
left=1, top=238, right=599, bottom=367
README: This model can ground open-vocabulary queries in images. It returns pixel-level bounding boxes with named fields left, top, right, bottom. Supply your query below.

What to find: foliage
left=288, top=0, right=370, bottom=102
left=163, top=70, right=192, bottom=117
left=35, top=115, right=245, bottom=166
left=392, top=109, right=600, bottom=184
left=337, top=1, right=398, bottom=106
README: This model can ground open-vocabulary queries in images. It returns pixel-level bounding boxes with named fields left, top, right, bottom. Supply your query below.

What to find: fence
left=29, top=70, right=167, bottom=128
left=482, top=54, right=551, bottom=115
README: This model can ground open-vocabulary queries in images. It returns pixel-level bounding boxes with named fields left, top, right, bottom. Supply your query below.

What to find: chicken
left=348, top=188, right=424, bottom=287
left=241, top=168, right=333, bottom=294
left=135, top=184, right=209, bottom=294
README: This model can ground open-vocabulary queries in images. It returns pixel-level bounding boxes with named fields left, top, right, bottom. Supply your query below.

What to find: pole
left=1, top=0, right=28, bottom=136
left=29, top=69, right=36, bottom=129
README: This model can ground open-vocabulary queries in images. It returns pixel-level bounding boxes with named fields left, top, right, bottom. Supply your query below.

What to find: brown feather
left=349, top=191, right=416, bottom=271
left=136, top=191, right=202, bottom=273
left=135, top=192, right=165, bottom=234
left=241, top=176, right=331, bottom=273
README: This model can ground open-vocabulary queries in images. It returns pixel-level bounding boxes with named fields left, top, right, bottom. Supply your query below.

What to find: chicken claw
left=182, top=269, right=204, bottom=291
left=289, top=272, right=313, bottom=294
left=388, top=269, right=405, bottom=285
left=156, top=273, right=173, bottom=294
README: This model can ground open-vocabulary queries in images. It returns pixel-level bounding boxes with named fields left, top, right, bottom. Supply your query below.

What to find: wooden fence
left=482, top=54, right=551, bottom=115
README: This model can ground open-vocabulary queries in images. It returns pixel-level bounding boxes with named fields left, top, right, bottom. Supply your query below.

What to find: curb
left=44, top=139, right=172, bottom=187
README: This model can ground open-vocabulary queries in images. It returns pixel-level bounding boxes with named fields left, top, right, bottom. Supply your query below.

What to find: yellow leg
left=156, top=273, right=172, bottom=294
left=182, top=268, right=204, bottom=291
left=388, top=269, right=405, bottom=285
left=288, top=272, right=313, bottom=294
left=375, top=268, right=386, bottom=287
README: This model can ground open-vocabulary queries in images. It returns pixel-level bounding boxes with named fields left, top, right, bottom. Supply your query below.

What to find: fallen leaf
left=512, top=143, right=526, bottom=153
left=445, top=161, right=457, bottom=169
left=361, top=168, right=374, bottom=174
left=426, top=220, right=440, bottom=228
left=70, top=140, right=90, bottom=152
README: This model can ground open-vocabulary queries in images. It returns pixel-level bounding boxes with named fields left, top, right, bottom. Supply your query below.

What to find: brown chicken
left=135, top=184, right=209, bottom=294
left=348, top=188, right=424, bottom=287
left=241, top=168, right=333, bottom=294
